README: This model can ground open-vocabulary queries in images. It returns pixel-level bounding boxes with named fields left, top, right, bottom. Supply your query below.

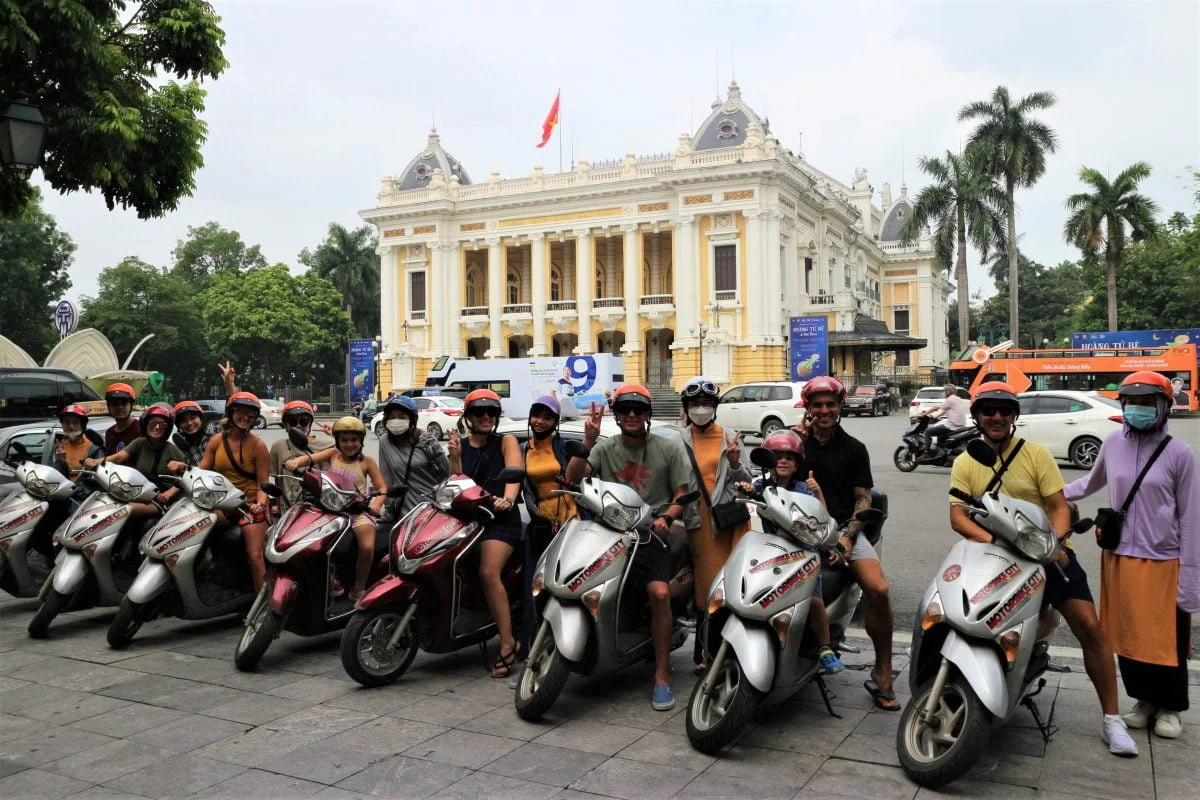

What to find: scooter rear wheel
left=514, top=622, right=570, bottom=721
left=686, top=647, right=761, bottom=753
left=234, top=596, right=284, bottom=671
left=27, top=588, right=68, bottom=639
left=893, top=446, right=918, bottom=473
left=340, top=607, right=418, bottom=686
left=897, top=667, right=993, bottom=787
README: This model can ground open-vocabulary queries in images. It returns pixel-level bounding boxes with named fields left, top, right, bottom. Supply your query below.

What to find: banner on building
left=348, top=339, right=376, bottom=404
left=1072, top=328, right=1200, bottom=351
left=789, top=317, right=829, bottom=381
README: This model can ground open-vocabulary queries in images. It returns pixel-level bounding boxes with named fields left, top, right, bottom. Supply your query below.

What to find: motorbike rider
left=676, top=377, right=751, bottom=675
left=53, top=404, right=105, bottom=486
left=103, top=383, right=140, bottom=454
left=375, top=396, right=449, bottom=520
left=744, top=430, right=845, bottom=675
left=564, top=384, right=691, bottom=711
left=948, top=381, right=1138, bottom=756
left=285, top=417, right=386, bottom=599
left=84, top=403, right=187, bottom=519
left=447, top=389, right=524, bottom=679
left=269, top=400, right=334, bottom=512
left=919, top=384, right=969, bottom=455
left=792, top=376, right=898, bottom=710
left=171, top=401, right=211, bottom=467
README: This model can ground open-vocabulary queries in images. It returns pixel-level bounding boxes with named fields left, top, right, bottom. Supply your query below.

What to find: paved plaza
left=0, top=598, right=1195, bottom=800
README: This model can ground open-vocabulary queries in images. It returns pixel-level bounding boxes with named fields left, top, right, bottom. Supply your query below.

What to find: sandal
left=490, top=643, right=520, bottom=679
left=863, top=678, right=901, bottom=711
left=693, top=662, right=707, bottom=677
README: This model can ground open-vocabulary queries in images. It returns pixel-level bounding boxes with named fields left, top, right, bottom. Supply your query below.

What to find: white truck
left=423, top=354, right=626, bottom=419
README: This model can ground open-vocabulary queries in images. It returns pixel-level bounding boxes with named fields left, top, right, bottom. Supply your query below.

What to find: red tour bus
left=948, top=343, right=1198, bottom=411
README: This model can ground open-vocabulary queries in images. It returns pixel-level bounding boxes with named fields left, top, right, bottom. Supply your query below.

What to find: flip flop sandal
left=693, top=663, right=707, bottom=677
left=490, top=644, right=520, bottom=679
left=863, top=679, right=901, bottom=711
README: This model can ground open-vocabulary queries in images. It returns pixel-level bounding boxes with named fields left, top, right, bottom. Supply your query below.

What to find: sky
left=36, top=0, right=1200, bottom=307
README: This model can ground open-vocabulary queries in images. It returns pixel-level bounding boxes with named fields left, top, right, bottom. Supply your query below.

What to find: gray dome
left=693, top=80, right=770, bottom=152
left=398, top=128, right=472, bottom=190
left=879, top=187, right=912, bottom=242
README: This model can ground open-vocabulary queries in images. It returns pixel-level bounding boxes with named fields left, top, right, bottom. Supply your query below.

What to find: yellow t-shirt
left=949, top=437, right=1070, bottom=545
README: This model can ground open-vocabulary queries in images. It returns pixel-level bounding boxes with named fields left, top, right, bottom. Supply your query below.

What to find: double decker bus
left=948, top=342, right=1198, bottom=411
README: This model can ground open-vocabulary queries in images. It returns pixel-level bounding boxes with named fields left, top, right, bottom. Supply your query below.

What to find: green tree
left=0, top=189, right=74, bottom=360
left=170, top=222, right=268, bottom=287
left=201, top=265, right=352, bottom=390
left=1062, top=163, right=1160, bottom=331
left=978, top=255, right=1088, bottom=348
left=899, top=149, right=1008, bottom=351
left=299, top=223, right=380, bottom=338
left=78, top=256, right=208, bottom=394
left=0, top=1, right=227, bottom=218
left=959, top=86, right=1059, bottom=345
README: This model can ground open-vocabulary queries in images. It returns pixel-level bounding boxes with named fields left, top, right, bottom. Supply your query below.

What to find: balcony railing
left=502, top=304, right=532, bottom=314
left=593, top=297, right=625, bottom=309
left=461, top=306, right=489, bottom=317
left=547, top=300, right=577, bottom=312
left=714, top=290, right=738, bottom=303
left=807, top=293, right=834, bottom=305
left=409, top=310, right=427, bottom=321
left=640, top=294, right=674, bottom=306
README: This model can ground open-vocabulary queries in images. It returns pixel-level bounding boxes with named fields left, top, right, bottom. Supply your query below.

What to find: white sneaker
left=1154, top=711, right=1183, bottom=739
left=1122, top=701, right=1157, bottom=729
left=1103, top=715, right=1139, bottom=757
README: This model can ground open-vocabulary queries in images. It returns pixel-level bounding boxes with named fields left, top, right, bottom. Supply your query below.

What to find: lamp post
left=691, top=322, right=709, bottom=374
left=975, top=322, right=1008, bottom=346
left=0, top=100, right=47, bottom=179
left=373, top=336, right=383, bottom=402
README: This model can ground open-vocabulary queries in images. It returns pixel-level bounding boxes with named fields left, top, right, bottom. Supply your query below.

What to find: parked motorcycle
left=513, top=441, right=699, bottom=721
left=896, top=439, right=1093, bottom=787
left=106, top=467, right=254, bottom=648
left=0, top=444, right=75, bottom=598
left=234, top=443, right=400, bottom=670
left=338, top=466, right=526, bottom=686
left=893, top=416, right=981, bottom=472
left=685, top=447, right=884, bottom=753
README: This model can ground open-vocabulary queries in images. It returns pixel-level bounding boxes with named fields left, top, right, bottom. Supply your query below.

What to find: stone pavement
left=0, top=599, right=1196, bottom=800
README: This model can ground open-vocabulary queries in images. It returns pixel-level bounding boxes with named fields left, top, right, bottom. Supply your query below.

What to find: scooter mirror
left=386, top=484, right=408, bottom=498
left=966, top=439, right=997, bottom=467
left=261, top=483, right=283, bottom=499
left=854, top=508, right=884, bottom=526
left=1072, top=517, right=1095, bottom=534
left=11, top=441, right=28, bottom=459
left=287, top=428, right=310, bottom=451
left=564, top=440, right=591, bottom=460
left=749, top=447, right=777, bottom=470
left=496, top=467, right=527, bottom=484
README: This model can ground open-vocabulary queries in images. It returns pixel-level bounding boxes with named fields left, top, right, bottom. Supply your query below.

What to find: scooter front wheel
left=514, top=621, right=570, bottom=721
left=27, top=588, right=68, bottom=638
left=234, top=593, right=285, bottom=671
left=897, top=665, right=993, bottom=787
left=893, top=446, right=918, bottom=473
left=107, top=597, right=155, bottom=649
left=686, top=644, right=761, bottom=753
left=340, top=606, right=418, bottom=686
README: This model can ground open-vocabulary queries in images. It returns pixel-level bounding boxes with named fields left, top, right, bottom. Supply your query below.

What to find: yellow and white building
left=363, top=81, right=950, bottom=392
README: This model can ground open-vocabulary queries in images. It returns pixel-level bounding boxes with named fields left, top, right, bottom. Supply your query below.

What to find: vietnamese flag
left=536, top=90, right=560, bottom=148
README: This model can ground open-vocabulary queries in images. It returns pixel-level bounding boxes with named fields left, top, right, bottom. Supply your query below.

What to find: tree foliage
left=171, top=221, right=268, bottom=286
left=976, top=255, right=1087, bottom=348
left=0, top=189, right=74, bottom=360
left=0, top=0, right=228, bottom=218
left=299, top=223, right=380, bottom=338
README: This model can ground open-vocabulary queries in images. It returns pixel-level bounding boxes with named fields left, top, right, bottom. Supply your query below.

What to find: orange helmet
left=105, top=383, right=136, bottom=402
left=225, top=391, right=261, bottom=418
left=610, top=383, right=653, bottom=410
left=173, top=400, right=203, bottom=422
left=971, top=380, right=1021, bottom=417
left=1118, top=371, right=1173, bottom=400
left=800, top=376, right=845, bottom=405
left=59, top=404, right=90, bottom=422
left=464, top=389, right=502, bottom=414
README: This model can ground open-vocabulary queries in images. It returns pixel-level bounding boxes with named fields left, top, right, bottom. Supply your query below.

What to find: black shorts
left=627, top=534, right=671, bottom=585
left=1042, top=548, right=1095, bottom=608
left=480, top=523, right=524, bottom=549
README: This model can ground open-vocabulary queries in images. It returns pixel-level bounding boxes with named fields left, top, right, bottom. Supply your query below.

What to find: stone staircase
left=648, top=386, right=682, bottom=421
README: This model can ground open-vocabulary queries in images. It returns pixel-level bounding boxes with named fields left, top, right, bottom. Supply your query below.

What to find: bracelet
left=307, top=455, right=314, bottom=465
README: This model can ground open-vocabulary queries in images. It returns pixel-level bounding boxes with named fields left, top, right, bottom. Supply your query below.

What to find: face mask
left=65, top=429, right=83, bottom=442
left=386, top=419, right=410, bottom=436
left=1123, top=405, right=1158, bottom=430
left=532, top=424, right=556, bottom=440
left=687, top=406, right=716, bottom=426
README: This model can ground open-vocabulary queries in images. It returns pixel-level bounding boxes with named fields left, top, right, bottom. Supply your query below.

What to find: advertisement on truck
left=424, top=355, right=625, bottom=418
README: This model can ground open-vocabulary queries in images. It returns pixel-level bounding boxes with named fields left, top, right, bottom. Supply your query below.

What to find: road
left=266, top=412, right=1200, bottom=651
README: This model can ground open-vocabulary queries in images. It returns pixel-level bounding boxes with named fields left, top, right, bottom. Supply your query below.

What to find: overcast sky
left=38, top=0, right=1200, bottom=307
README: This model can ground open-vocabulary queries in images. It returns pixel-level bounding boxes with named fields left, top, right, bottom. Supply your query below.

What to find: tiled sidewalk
left=0, top=600, right=1194, bottom=799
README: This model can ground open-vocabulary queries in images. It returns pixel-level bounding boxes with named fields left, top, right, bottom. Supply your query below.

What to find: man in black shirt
left=795, top=376, right=898, bottom=710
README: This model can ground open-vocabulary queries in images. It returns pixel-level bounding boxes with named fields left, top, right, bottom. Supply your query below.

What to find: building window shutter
left=410, top=272, right=426, bottom=312
left=714, top=245, right=737, bottom=292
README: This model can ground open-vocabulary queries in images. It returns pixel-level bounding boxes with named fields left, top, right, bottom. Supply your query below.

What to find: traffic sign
left=53, top=299, right=78, bottom=337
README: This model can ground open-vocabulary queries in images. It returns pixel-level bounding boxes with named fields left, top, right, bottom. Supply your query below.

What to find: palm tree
left=1063, top=163, right=1159, bottom=331
left=299, top=223, right=380, bottom=338
left=898, top=149, right=1008, bottom=350
left=959, top=86, right=1058, bottom=344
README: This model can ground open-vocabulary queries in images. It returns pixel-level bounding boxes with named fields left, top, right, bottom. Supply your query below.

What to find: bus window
left=432, top=356, right=450, bottom=371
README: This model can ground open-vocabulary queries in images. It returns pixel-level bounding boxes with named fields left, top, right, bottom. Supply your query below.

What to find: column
left=517, top=245, right=531, bottom=304
left=486, top=238, right=502, bottom=357
left=650, top=232, right=662, bottom=295
left=673, top=216, right=697, bottom=342
left=765, top=211, right=783, bottom=341
left=783, top=232, right=801, bottom=317
left=562, top=238, right=576, bottom=300
left=429, top=242, right=447, bottom=355
left=622, top=224, right=640, bottom=352
left=605, top=235, right=618, bottom=297
left=445, top=242, right=462, bottom=356
left=574, top=230, right=593, bottom=354
left=531, top=232, right=548, bottom=355
left=377, top=245, right=396, bottom=350
left=744, top=210, right=767, bottom=340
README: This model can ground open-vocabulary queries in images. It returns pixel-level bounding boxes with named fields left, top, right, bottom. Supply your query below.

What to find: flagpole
left=558, top=88, right=563, bottom=172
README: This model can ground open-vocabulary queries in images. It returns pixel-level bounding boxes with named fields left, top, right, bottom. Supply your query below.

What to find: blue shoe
left=819, top=646, right=845, bottom=674
left=651, top=682, right=675, bottom=711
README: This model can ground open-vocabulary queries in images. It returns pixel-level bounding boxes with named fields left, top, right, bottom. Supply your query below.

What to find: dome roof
left=693, top=80, right=770, bottom=152
left=879, top=185, right=912, bottom=242
left=398, top=128, right=472, bottom=190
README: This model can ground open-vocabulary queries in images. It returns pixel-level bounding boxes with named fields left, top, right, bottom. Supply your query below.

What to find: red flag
left=536, top=90, right=560, bottom=148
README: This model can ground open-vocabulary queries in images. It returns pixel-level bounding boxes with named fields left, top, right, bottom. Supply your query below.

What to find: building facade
left=363, top=81, right=950, bottom=393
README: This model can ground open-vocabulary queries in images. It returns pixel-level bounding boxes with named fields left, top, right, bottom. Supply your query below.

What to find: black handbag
left=1095, top=436, right=1171, bottom=551
left=683, top=440, right=750, bottom=533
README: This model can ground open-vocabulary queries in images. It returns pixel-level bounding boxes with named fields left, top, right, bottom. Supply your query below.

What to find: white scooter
left=0, top=445, right=76, bottom=598
left=896, top=439, right=1092, bottom=787
left=28, top=463, right=157, bottom=638
left=107, top=467, right=254, bottom=648
left=685, top=447, right=883, bottom=753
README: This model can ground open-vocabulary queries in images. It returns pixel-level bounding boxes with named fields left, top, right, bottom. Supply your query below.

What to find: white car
left=371, top=396, right=473, bottom=440
left=908, top=386, right=947, bottom=419
left=718, top=381, right=807, bottom=437
left=1015, top=391, right=1123, bottom=469
left=257, top=399, right=283, bottom=428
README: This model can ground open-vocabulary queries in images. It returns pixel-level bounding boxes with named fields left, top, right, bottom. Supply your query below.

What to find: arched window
left=507, top=269, right=520, bottom=305
left=595, top=265, right=605, bottom=299
left=550, top=266, right=562, bottom=302
left=466, top=267, right=484, bottom=307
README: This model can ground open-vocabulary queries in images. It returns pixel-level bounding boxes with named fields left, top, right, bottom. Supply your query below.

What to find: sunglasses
left=145, top=419, right=169, bottom=428
left=467, top=408, right=499, bottom=418
left=285, top=417, right=312, bottom=426
left=976, top=406, right=1016, bottom=418
left=613, top=405, right=649, bottom=416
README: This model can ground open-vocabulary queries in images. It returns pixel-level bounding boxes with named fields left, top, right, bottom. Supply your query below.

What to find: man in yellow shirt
left=948, top=381, right=1137, bottom=757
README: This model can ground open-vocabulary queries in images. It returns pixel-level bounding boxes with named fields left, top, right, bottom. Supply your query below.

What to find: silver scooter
left=514, top=442, right=699, bottom=721
left=107, top=467, right=254, bottom=648
left=28, top=463, right=157, bottom=638
left=0, top=447, right=76, bottom=598
left=685, top=447, right=883, bottom=753
left=896, top=439, right=1092, bottom=787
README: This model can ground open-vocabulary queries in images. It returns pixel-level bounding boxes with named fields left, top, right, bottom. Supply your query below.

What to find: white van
left=423, top=355, right=626, bottom=419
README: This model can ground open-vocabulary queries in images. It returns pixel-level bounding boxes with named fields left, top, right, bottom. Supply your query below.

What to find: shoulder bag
left=1094, top=436, right=1171, bottom=550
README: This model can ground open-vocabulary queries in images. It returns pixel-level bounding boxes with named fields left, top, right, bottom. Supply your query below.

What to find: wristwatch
left=835, top=539, right=851, bottom=558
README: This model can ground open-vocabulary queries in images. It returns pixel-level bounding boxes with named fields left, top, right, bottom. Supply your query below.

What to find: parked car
left=718, top=381, right=807, bottom=437
left=371, top=396, right=473, bottom=439
left=1015, top=391, right=1123, bottom=469
left=0, top=419, right=116, bottom=499
left=843, top=384, right=890, bottom=417
left=0, top=368, right=104, bottom=428
left=258, top=399, right=283, bottom=428
left=191, top=400, right=231, bottom=435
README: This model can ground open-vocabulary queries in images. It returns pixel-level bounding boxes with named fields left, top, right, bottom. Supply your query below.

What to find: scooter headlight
left=788, top=505, right=836, bottom=548
left=599, top=491, right=641, bottom=531
left=24, top=476, right=52, bottom=499
left=193, top=488, right=228, bottom=510
left=434, top=483, right=464, bottom=511
left=1013, top=516, right=1057, bottom=562
left=108, top=478, right=142, bottom=503
left=319, top=480, right=352, bottom=513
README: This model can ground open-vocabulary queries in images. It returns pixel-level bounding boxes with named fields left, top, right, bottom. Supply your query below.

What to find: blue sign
left=53, top=299, right=77, bottom=336
left=789, top=317, right=828, bottom=381
left=1072, top=328, right=1200, bottom=351
left=348, top=339, right=376, bottom=404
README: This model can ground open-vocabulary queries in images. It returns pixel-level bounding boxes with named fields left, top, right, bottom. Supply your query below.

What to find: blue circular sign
left=53, top=299, right=77, bottom=336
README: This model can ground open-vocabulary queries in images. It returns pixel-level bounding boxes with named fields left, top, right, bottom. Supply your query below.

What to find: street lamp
left=0, top=101, right=47, bottom=179
left=373, top=336, right=383, bottom=402
left=691, top=322, right=709, bottom=373
left=975, top=322, right=1008, bottom=346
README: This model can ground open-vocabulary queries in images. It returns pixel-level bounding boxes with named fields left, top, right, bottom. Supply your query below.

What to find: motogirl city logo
left=985, top=571, right=1046, bottom=630
left=72, top=506, right=129, bottom=542
left=155, top=518, right=211, bottom=554
left=751, top=551, right=807, bottom=574
left=758, top=558, right=820, bottom=609
left=567, top=540, right=627, bottom=592
left=971, top=563, right=1021, bottom=604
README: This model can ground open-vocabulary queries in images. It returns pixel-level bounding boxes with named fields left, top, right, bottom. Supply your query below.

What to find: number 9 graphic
left=558, top=357, right=597, bottom=395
